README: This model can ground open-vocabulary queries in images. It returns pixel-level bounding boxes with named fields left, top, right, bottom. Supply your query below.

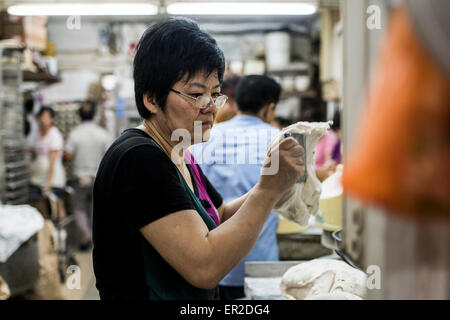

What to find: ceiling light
left=167, top=2, right=317, bottom=15
left=7, top=3, right=158, bottom=16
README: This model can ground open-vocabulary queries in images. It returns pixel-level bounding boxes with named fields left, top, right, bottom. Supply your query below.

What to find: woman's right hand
left=257, top=137, right=305, bottom=199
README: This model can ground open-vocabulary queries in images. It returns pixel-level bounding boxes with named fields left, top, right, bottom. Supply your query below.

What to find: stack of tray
left=0, top=47, right=30, bottom=205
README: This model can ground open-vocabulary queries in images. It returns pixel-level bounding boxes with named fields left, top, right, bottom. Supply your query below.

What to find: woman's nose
left=201, top=98, right=217, bottom=112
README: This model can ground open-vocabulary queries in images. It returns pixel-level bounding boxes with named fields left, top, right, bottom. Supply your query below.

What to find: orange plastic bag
left=343, top=7, right=450, bottom=220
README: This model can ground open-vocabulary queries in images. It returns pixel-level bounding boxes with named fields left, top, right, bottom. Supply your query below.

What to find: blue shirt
left=190, top=114, right=280, bottom=287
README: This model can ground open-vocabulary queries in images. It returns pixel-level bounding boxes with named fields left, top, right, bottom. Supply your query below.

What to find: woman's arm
left=46, top=150, right=58, bottom=192
left=140, top=184, right=280, bottom=289
left=217, top=190, right=251, bottom=222
left=139, top=137, right=304, bottom=290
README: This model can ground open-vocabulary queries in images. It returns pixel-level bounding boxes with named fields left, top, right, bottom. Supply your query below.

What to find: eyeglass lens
left=196, top=95, right=227, bottom=109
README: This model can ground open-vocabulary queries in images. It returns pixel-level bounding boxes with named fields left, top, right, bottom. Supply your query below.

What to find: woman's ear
left=143, top=93, right=159, bottom=114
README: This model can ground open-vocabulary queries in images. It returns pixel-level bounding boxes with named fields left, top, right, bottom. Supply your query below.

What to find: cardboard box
left=322, top=79, right=340, bottom=101
left=0, top=11, right=47, bottom=26
left=0, top=10, right=47, bottom=51
left=1, top=24, right=47, bottom=51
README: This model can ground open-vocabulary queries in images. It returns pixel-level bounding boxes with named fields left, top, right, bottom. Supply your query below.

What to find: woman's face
left=38, top=111, right=53, bottom=130
left=154, top=70, right=221, bottom=145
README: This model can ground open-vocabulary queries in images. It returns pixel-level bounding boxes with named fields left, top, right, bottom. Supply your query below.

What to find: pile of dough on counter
left=267, top=121, right=330, bottom=225
left=280, top=259, right=367, bottom=300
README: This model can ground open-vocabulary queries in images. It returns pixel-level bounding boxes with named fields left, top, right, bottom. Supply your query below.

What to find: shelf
left=22, top=70, right=61, bottom=84
left=281, top=90, right=317, bottom=99
left=266, top=62, right=312, bottom=74
left=0, top=41, right=25, bottom=51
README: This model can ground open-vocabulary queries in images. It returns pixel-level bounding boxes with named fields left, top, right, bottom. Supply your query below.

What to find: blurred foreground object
left=343, top=3, right=450, bottom=220
left=0, top=276, right=10, bottom=300
left=28, top=220, right=65, bottom=300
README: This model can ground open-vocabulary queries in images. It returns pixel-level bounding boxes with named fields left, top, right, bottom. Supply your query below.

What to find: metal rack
left=0, top=47, right=30, bottom=205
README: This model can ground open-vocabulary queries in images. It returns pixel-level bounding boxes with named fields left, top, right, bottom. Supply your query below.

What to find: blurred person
left=29, top=106, right=66, bottom=217
left=64, top=101, right=112, bottom=251
left=214, top=73, right=241, bottom=123
left=191, top=74, right=282, bottom=300
left=314, top=110, right=341, bottom=181
left=330, top=110, right=342, bottom=164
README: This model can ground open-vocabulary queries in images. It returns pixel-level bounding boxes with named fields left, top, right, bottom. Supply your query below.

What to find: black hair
left=24, top=98, right=34, bottom=114
left=221, top=73, right=241, bottom=99
left=299, top=107, right=324, bottom=122
left=133, top=17, right=225, bottom=119
left=331, top=109, right=341, bottom=131
left=36, top=106, right=55, bottom=119
left=274, top=116, right=292, bottom=128
left=235, top=75, right=281, bottom=114
left=78, top=100, right=97, bottom=121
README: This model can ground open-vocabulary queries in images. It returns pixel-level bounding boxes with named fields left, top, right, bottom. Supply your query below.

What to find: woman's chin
left=190, top=132, right=211, bottom=145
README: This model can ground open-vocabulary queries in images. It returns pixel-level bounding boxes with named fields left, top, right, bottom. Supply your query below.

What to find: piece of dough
left=267, top=121, right=330, bottom=225
left=280, top=259, right=367, bottom=300
left=305, top=292, right=363, bottom=300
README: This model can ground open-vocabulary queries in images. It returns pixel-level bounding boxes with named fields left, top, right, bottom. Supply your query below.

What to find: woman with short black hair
left=93, top=17, right=305, bottom=300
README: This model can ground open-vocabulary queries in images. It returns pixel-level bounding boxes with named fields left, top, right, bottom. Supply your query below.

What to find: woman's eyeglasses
left=170, top=89, right=228, bottom=109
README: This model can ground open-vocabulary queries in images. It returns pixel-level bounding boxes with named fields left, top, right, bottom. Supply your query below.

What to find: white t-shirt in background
left=65, top=121, right=112, bottom=179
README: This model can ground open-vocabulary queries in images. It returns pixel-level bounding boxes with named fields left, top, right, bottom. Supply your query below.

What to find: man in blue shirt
left=191, top=75, right=282, bottom=300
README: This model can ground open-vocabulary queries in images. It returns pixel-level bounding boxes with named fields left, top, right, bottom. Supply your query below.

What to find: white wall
left=40, top=69, right=100, bottom=104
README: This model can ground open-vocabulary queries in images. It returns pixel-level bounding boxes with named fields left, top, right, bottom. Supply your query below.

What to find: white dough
left=267, top=121, right=330, bottom=225
left=305, top=292, right=363, bottom=300
left=280, top=259, right=367, bottom=300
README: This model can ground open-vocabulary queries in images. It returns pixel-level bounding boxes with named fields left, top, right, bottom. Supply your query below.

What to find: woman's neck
left=39, top=126, right=51, bottom=136
left=142, top=118, right=186, bottom=166
left=141, top=118, right=195, bottom=192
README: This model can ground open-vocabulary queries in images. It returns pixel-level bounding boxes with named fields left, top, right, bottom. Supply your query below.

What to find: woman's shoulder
left=49, top=126, right=63, bottom=139
left=107, top=129, right=171, bottom=166
left=41, top=126, right=64, bottom=146
left=98, top=130, right=174, bottom=186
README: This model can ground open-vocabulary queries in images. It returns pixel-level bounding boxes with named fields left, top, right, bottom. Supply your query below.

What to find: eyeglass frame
left=170, top=88, right=228, bottom=109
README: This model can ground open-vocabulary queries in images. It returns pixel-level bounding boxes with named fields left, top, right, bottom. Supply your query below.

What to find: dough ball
left=280, top=259, right=367, bottom=300
left=305, top=292, right=363, bottom=300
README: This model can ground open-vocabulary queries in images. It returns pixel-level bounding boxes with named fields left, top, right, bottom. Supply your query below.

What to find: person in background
left=191, top=75, right=282, bottom=300
left=330, top=110, right=342, bottom=164
left=29, top=106, right=66, bottom=217
left=214, top=73, right=241, bottom=124
left=64, top=101, right=112, bottom=251
left=314, top=109, right=341, bottom=181
left=272, top=116, right=292, bottom=130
